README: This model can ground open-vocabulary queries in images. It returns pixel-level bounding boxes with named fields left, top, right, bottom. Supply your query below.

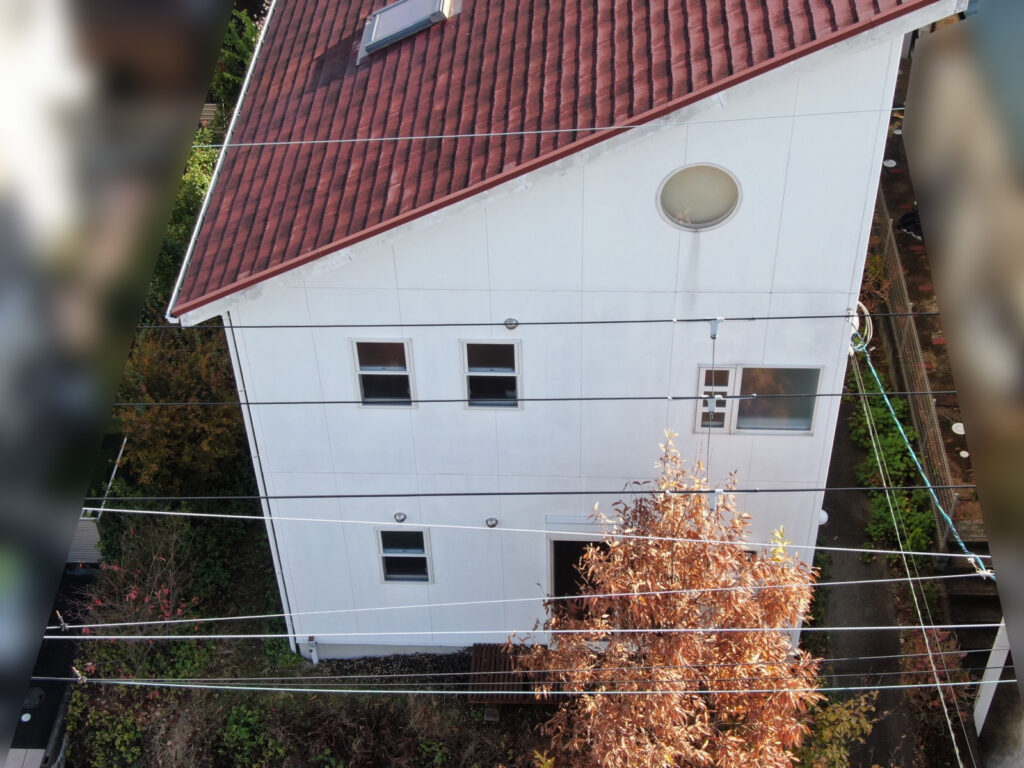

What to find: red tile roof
left=172, top=0, right=939, bottom=317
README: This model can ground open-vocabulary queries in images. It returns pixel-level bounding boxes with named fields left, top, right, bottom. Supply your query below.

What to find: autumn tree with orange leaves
left=517, top=436, right=822, bottom=768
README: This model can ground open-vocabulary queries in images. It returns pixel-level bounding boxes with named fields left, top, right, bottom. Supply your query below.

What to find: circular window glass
left=658, top=165, right=740, bottom=230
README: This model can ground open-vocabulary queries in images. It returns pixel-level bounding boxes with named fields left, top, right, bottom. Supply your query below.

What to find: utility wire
left=108, top=389, right=959, bottom=408
left=141, top=309, right=940, bottom=330
left=34, top=665, right=1014, bottom=690
left=164, top=0, right=278, bottom=320
left=85, top=506, right=992, bottom=564
left=82, top=483, right=976, bottom=502
left=51, top=677, right=1020, bottom=698
left=47, top=572, right=982, bottom=632
left=33, top=649, right=1003, bottom=684
left=42, top=622, right=1004, bottom=643
left=852, top=353, right=967, bottom=767
left=34, top=651, right=999, bottom=684
left=852, top=332, right=990, bottom=578
left=189, top=106, right=910, bottom=151
left=856, top=349, right=978, bottom=767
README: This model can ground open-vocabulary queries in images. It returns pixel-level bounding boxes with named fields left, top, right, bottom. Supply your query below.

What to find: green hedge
left=846, top=364, right=936, bottom=562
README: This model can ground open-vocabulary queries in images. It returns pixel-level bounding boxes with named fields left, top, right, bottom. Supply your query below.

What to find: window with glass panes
left=379, top=530, right=429, bottom=582
left=464, top=342, right=519, bottom=407
left=354, top=341, right=412, bottom=405
left=696, top=366, right=819, bottom=432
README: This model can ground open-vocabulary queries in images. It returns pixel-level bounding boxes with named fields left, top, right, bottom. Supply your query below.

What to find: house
left=168, top=0, right=960, bottom=658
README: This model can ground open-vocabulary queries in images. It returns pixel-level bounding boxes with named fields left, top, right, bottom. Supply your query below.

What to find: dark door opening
left=551, top=539, right=611, bottom=621
left=552, top=540, right=603, bottom=597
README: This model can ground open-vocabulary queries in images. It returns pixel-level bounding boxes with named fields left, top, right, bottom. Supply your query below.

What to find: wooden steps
left=467, top=644, right=557, bottom=706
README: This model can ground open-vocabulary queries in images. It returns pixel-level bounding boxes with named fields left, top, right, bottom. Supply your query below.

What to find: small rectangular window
left=698, top=368, right=732, bottom=429
left=380, top=530, right=429, bottom=582
left=465, top=342, right=519, bottom=407
left=736, top=368, right=819, bottom=431
left=355, top=341, right=411, bottom=405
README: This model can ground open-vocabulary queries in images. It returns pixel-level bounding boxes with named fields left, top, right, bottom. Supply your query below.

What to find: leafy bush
left=846, top=366, right=935, bottom=558
left=898, top=628, right=972, bottom=767
left=217, top=704, right=287, bottom=768
left=77, top=518, right=204, bottom=679
left=864, top=489, right=936, bottom=555
left=209, top=10, right=260, bottom=132
left=117, top=329, right=249, bottom=499
left=418, top=738, right=450, bottom=767
left=794, top=692, right=878, bottom=768
left=137, top=130, right=218, bottom=327
left=264, top=637, right=304, bottom=669
left=67, top=689, right=144, bottom=768
left=313, top=749, right=348, bottom=767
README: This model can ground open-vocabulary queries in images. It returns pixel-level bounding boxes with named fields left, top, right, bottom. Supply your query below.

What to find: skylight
left=358, top=0, right=453, bottom=63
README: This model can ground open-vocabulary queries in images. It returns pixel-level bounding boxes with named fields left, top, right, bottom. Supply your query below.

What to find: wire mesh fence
left=872, top=191, right=956, bottom=552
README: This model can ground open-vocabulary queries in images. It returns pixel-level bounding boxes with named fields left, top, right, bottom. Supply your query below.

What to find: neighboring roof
left=172, top=0, right=941, bottom=317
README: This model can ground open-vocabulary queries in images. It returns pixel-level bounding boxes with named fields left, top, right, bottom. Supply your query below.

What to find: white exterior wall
left=204, top=30, right=912, bottom=657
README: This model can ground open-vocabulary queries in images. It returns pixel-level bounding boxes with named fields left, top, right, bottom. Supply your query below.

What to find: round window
left=658, top=165, right=740, bottom=230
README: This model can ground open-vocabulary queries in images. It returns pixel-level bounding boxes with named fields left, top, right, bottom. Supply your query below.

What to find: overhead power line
left=109, top=388, right=958, bottom=408
left=852, top=351, right=971, bottom=765
left=85, top=506, right=992, bottom=564
left=189, top=106, right=911, bottom=151
left=51, top=677, right=1019, bottom=698
left=82, top=482, right=976, bottom=503
left=42, top=621, right=1004, bottom=643
left=144, top=309, right=939, bottom=331
left=33, top=648, right=998, bottom=683
left=853, top=332, right=988, bottom=577
left=47, top=572, right=982, bottom=633
left=36, top=665, right=1012, bottom=690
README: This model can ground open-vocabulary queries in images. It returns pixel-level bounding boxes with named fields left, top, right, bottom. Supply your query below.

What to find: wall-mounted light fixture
left=394, top=512, right=407, bottom=523
left=485, top=517, right=499, bottom=528
left=504, top=318, right=519, bottom=330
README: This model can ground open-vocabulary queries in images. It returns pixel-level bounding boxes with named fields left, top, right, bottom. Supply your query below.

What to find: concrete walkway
left=821, top=400, right=916, bottom=766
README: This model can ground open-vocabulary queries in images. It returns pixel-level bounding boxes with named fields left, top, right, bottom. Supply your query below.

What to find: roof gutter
left=164, top=0, right=283, bottom=324
left=171, top=0, right=951, bottom=318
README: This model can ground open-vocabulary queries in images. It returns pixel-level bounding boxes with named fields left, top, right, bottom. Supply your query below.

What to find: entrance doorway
left=551, top=539, right=603, bottom=597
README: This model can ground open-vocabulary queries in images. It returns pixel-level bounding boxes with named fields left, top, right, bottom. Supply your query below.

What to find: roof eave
left=165, top=0, right=284, bottom=323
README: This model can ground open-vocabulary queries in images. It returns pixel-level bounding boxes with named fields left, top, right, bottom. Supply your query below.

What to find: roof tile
left=173, top=0, right=934, bottom=316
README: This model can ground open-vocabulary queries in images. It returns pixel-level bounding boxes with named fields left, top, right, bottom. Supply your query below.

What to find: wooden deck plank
left=468, top=644, right=554, bottom=705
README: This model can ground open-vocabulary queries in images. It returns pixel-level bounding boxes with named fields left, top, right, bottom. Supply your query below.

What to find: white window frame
left=695, top=367, right=734, bottom=431
left=462, top=340, right=521, bottom=409
left=377, top=528, right=431, bottom=583
left=352, top=339, right=414, bottom=406
left=695, top=365, right=821, bottom=434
